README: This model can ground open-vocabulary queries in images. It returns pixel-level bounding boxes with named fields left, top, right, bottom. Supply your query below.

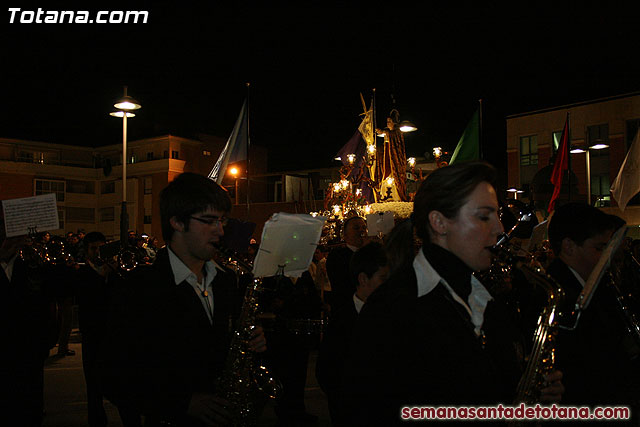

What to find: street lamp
left=507, top=187, right=524, bottom=200
left=570, top=142, right=609, bottom=205
left=229, top=166, right=240, bottom=204
left=110, top=86, right=141, bottom=246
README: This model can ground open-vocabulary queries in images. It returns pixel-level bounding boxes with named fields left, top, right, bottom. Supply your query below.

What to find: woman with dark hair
left=343, top=161, right=563, bottom=425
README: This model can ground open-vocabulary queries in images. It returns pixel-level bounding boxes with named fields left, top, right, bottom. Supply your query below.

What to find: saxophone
left=215, top=274, right=282, bottom=426
left=490, top=240, right=565, bottom=404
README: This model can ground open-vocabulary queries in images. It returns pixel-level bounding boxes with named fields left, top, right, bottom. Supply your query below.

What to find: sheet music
left=2, top=193, right=59, bottom=237
left=252, top=213, right=326, bottom=278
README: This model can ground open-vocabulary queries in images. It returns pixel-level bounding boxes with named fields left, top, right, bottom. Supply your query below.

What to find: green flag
left=449, top=108, right=480, bottom=164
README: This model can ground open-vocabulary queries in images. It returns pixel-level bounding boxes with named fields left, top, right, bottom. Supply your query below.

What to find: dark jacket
left=325, top=245, right=356, bottom=310
left=342, top=247, right=522, bottom=426
left=100, top=247, right=239, bottom=423
left=548, top=258, right=640, bottom=408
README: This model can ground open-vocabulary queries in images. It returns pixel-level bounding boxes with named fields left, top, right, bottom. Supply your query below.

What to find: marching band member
left=342, top=161, right=563, bottom=425
left=548, top=202, right=640, bottom=423
left=100, top=173, right=266, bottom=427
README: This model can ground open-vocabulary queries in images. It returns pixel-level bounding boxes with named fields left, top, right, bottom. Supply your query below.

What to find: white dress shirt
left=168, top=247, right=219, bottom=324
left=413, top=248, right=493, bottom=336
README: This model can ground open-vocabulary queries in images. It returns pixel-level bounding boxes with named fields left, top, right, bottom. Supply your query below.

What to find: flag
left=449, top=108, right=480, bottom=165
left=208, top=100, right=248, bottom=184
left=548, top=115, right=570, bottom=213
left=611, top=128, right=640, bottom=212
left=336, top=109, right=375, bottom=203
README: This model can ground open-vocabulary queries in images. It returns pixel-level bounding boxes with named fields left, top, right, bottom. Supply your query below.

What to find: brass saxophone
left=490, top=239, right=565, bottom=404
left=215, top=252, right=282, bottom=426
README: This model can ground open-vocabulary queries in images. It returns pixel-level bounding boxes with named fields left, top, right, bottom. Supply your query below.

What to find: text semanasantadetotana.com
left=401, top=403, right=630, bottom=421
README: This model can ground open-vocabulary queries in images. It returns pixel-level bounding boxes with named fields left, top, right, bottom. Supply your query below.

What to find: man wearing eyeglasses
left=101, top=172, right=266, bottom=427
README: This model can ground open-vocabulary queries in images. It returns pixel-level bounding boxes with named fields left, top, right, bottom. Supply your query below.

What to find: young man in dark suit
left=101, top=173, right=266, bottom=426
left=316, top=241, right=388, bottom=426
left=547, top=202, right=640, bottom=419
left=325, top=215, right=368, bottom=311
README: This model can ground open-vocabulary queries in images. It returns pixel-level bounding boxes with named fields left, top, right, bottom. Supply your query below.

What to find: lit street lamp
left=229, top=166, right=240, bottom=204
left=110, top=86, right=141, bottom=245
left=570, top=142, right=609, bottom=205
left=507, top=187, right=524, bottom=200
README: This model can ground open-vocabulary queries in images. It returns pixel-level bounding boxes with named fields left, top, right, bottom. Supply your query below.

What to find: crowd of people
left=2, top=164, right=640, bottom=426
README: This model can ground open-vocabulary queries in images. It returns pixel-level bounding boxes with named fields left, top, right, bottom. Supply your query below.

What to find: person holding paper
left=342, top=162, right=563, bottom=425
left=100, top=173, right=266, bottom=427
left=547, top=202, right=640, bottom=415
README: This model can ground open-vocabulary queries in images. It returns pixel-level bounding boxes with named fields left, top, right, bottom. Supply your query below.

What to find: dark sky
left=2, top=3, right=640, bottom=174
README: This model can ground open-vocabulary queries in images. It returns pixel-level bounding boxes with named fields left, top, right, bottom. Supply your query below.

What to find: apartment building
left=506, top=92, right=640, bottom=230
left=0, top=134, right=233, bottom=241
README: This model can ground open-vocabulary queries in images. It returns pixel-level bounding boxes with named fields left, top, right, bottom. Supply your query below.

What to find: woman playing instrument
left=342, top=161, right=562, bottom=425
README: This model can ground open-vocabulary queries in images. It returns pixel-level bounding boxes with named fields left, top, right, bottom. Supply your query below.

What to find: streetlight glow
left=109, top=111, right=136, bottom=118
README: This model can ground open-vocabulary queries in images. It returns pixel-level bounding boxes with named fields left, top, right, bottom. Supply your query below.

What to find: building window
left=17, top=151, right=34, bottom=163
left=100, top=207, right=115, bottom=222
left=144, top=215, right=152, bottom=224
left=144, top=177, right=152, bottom=195
left=66, top=207, right=95, bottom=223
left=147, top=152, right=154, bottom=160
left=591, top=174, right=610, bottom=197
left=520, top=135, right=538, bottom=166
left=101, top=181, right=116, bottom=194
left=203, top=150, right=211, bottom=156
left=130, top=154, right=137, bottom=164
left=626, top=119, right=640, bottom=150
left=66, top=180, right=95, bottom=194
left=35, top=179, right=65, bottom=202
left=171, top=150, right=179, bottom=159
left=163, top=150, right=169, bottom=159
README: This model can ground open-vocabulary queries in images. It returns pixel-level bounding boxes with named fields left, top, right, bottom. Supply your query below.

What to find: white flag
left=611, top=129, right=640, bottom=212
left=208, top=100, right=248, bottom=184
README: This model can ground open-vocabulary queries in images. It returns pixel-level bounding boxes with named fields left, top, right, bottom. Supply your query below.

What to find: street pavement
left=43, top=330, right=331, bottom=426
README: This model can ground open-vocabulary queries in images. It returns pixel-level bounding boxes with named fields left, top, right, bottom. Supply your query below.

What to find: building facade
left=0, top=134, right=233, bottom=242
left=506, top=92, right=640, bottom=230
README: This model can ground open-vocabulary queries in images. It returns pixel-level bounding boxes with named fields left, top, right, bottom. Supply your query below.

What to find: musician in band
left=547, top=202, right=640, bottom=419
left=100, top=173, right=266, bottom=427
left=316, top=241, right=389, bottom=425
left=342, top=161, right=563, bottom=425
left=325, top=215, right=369, bottom=311
left=0, top=215, right=65, bottom=425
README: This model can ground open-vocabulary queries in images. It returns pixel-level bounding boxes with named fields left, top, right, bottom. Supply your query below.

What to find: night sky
left=3, top=3, right=640, bottom=178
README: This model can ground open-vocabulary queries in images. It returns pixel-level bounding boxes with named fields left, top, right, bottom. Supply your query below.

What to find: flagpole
left=478, top=98, right=483, bottom=160
left=372, top=88, right=379, bottom=202
left=567, top=112, right=571, bottom=203
left=245, top=82, right=251, bottom=220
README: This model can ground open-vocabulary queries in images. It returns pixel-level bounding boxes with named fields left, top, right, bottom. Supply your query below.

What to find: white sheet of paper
left=366, top=211, right=395, bottom=236
left=2, top=193, right=59, bottom=237
left=579, top=226, right=627, bottom=310
left=252, top=213, right=326, bottom=278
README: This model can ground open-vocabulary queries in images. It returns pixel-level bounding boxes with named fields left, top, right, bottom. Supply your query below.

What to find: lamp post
left=110, top=86, right=141, bottom=246
left=570, top=142, right=609, bottom=206
left=230, top=166, right=239, bottom=204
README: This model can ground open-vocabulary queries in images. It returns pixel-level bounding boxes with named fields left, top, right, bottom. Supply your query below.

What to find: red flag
left=548, top=115, right=570, bottom=212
